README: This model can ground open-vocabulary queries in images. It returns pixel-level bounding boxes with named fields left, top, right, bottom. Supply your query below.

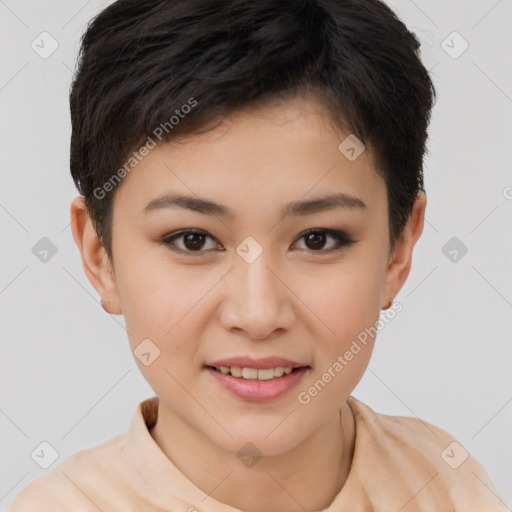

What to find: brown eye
left=160, top=230, right=221, bottom=253
left=294, top=229, right=355, bottom=253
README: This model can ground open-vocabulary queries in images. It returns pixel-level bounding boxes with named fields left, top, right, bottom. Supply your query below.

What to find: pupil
left=306, top=232, right=325, bottom=250
left=185, top=233, right=204, bottom=250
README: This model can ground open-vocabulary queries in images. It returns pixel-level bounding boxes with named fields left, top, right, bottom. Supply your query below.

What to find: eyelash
left=159, top=228, right=356, bottom=255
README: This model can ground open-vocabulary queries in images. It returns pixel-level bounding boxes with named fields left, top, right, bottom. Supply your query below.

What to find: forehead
left=113, top=97, right=387, bottom=220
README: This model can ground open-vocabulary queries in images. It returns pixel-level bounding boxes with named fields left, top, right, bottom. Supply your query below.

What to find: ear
left=70, top=196, right=122, bottom=315
left=381, top=191, right=426, bottom=309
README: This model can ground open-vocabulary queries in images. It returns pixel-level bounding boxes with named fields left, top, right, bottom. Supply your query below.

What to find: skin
left=70, top=95, right=426, bottom=512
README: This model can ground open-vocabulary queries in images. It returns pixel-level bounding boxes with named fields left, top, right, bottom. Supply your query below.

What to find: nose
left=219, top=248, right=295, bottom=340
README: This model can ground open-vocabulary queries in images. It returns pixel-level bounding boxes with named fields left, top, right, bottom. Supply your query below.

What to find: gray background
left=1, top=0, right=511, bottom=508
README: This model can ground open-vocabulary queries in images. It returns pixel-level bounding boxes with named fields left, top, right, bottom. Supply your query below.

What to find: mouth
left=203, top=361, right=311, bottom=401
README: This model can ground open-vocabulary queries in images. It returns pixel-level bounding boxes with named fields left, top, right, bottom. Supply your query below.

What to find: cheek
left=116, top=261, right=205, bottom=394
left=293, top=266, right=383, bottom=412
left=296, top=257, right=385, bottom=341
left=113, top=248, right=188, bottom=346
left=115, top=254, right=216, bottom=376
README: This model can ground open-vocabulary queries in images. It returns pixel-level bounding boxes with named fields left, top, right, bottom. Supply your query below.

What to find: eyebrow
left=143, top=192, right=367, bottom=218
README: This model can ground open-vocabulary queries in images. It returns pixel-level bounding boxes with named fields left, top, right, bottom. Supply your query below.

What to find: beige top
left=8, top=396, right=508, bottom=511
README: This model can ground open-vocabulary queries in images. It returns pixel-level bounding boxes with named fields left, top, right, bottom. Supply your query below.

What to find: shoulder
left=7, top=434, right=133, bottom=512
left=346, top=396, right=508, bottom=510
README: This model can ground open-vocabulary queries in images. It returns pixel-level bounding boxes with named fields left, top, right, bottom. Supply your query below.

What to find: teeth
left=214, top=366, right=295, bottom=380
left=256, top=368, right=275, bottom=380
left=230, top=367, right=243, bottom=377
left=242, top=367, right=258, bottom=379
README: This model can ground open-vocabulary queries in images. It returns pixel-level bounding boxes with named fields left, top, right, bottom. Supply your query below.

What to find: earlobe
left=381, top=191, right=427, bottom=309
left=69, top=196, right=122, bottom=315
left=381, top=297, right=394, bottom=310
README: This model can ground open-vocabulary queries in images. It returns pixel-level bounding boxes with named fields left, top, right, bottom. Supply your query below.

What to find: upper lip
left=205, top=356, right=310, bottom=369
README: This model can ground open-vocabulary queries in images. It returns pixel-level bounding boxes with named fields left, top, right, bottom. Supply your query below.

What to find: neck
left=150, top=401, right=356, bottom=512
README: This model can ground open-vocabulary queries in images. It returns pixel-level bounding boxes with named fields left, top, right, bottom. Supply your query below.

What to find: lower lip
left=205, top=366, right=309, bottom=401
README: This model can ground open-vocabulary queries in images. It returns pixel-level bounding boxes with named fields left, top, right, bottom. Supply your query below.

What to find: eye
left=160, top=228, right=355, bottom=255
left=293, top=229, right=356, bottom=253
left=159, top=229, right=222, bottom=254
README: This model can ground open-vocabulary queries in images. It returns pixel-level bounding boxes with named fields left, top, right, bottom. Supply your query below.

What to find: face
left=72, top=96, right=425, bottom=456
